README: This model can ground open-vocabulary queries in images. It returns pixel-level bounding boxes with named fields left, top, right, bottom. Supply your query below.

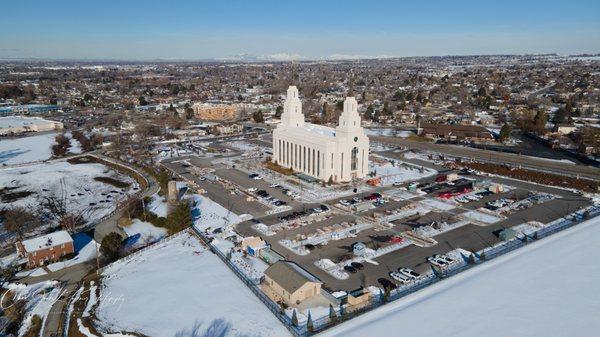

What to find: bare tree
left=2, top=207, right=40, bottom=239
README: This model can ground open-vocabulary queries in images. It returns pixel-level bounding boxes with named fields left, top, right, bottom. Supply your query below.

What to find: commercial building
left=16, top=231, right=74, bottom=268
left=417, top=123, right=494, bottom=141
left=0, top=116, right=63, bottom=136
left=272, top=86, right=369, bottom=183
left=192, top=103, right=240, bottom=121
left=263, top=260, right=322, bottom=306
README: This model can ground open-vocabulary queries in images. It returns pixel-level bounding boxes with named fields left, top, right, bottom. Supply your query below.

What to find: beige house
left=263, top=261, right=322, bottom=306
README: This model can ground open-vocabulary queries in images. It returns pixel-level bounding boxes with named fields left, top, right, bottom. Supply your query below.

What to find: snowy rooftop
left=20, top=230, right=73, bottom=252
left=0, top=116, right=58, bottom=129
left=302, top=123, right=336, bottom=138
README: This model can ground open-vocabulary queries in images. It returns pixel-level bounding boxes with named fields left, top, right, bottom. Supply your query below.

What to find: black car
left=350, top=262, right=364, bottom=270
left=320, top=204, right=329, bottom=211
left=344, top=265, right=357, bottom=273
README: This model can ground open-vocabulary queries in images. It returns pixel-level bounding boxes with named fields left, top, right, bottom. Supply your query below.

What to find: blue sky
left=1, top=0, right=599, bottom=60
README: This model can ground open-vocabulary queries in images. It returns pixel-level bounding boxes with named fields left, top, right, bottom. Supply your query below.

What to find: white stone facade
left=272, top=86, right=369, bottom=183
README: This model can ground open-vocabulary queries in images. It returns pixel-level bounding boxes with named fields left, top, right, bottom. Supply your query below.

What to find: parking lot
left=163, top=143, right=592, bottom=292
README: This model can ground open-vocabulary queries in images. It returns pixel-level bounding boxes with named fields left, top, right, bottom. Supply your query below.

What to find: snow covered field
left=122, top=219, right=167, bottom=243
left=95, top=232, right=289, bottom=337
left=0, top=132, right=56, bottom=165
left=0, top=161, right=135, bottom=225
left=147, top=193, right=168, bottom=217
left=322, top=216, right=600, bottom=337
left=370, top=157, right=437, bottom=186
left=190, top=194, right=241, bottom=231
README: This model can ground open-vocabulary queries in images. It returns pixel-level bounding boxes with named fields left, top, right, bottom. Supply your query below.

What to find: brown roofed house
left=263, top=261, right=322, bottom=306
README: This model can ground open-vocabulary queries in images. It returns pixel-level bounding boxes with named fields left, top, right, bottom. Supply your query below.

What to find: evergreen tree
left=328, top=304, right=337, bottom=322
left=275, top=105, right=283, bottom=118
left=252, top=110, right=264, bottom=123
left=100, top=232, right=124, bottom=262
left=533, top=110, right=548, bottom=134
left=499, top=123, right=511, bottom=142
left=291, top=309, right=298, bottom=326
left=307, top=310, right=314, bottom=332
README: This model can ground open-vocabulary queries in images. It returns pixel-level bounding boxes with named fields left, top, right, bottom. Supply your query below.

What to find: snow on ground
left=190, top=194, right=241, bottom=231
left=0, top=161, right=134, bottom=225
left=0, top=132, right=56, bottom=165
left=365, top=128, right=413, bottom=138
left=462, top=209, right=503, bottom=224
left=370, top=157, right=436, bottom=186
left=4, top=280, right=62, bottom=337
left=65, top=131, right=82, bottom=154
left=95, top=232, right=289, bottom=337
left=122, top=219, right=167, bottom=243
left=322, top=216, right=600, bottom=337
left=47, top=238, right=99, bottom=272
left=147, top=192, right=168, bottom=217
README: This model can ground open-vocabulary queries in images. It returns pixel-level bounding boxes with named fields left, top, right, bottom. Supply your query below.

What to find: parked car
left=344, top=265, right=358, bottom=273
left=437, top=254, right=454, bottom=263
left=428, top=255, right=448, bottom=267
left=389, top=271, right=410, bottom=283
left=350, top=262, right=364, bottom=270
left=399, top=268, right=420, bottom=279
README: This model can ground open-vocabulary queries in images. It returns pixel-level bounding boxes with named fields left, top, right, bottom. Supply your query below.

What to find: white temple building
left=272, top=86, right=369, bottom=183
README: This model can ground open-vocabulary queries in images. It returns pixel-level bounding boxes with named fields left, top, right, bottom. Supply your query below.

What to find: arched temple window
left=351, top=147, right=358, bottom=171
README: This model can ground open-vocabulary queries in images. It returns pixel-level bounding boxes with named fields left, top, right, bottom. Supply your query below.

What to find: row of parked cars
left=248, top=188, right=287, bottom=207
left=343, top=262, right=365, bottom=274
left=455, top=190, right=493, bottom=203
left=427, top=254, right=455, bottom=268
left=376, top=255, right=456, bottom=290
left=269, top=183, right=300, bottom=199
left=389, top=267, right=421, bottom=284
left=338, top=193, right=383, bottom=207
left=278, top=204, right=329, bottom=222
left=485, top=198, right=515, bottom=210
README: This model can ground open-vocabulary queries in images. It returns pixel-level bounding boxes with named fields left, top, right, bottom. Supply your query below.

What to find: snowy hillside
left=322, top=216, right=600, bottom=337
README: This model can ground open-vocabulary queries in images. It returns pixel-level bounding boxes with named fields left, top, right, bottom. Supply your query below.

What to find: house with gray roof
left=263, top=260, right=322, bottom=306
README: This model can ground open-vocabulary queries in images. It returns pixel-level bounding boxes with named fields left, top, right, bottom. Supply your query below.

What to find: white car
left=252, top=175, right=262, bottom=180
left=389, top=271, right=410, bottom=284
left=438, top=254, right=455, bottom=264
left=428, top=256, right=448, bottom=267
left=399, top=268, right=420, bottom=280
left=248, top=187, right=258, bottom=193
left=270, top=183, right=280, bottom=188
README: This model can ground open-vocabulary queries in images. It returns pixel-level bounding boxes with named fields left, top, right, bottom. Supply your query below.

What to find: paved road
left=92, top=156, right=160, bottom=243
left=371, top=135, right=600, bottom=181
left=19, top=262, right=94, bottom=337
